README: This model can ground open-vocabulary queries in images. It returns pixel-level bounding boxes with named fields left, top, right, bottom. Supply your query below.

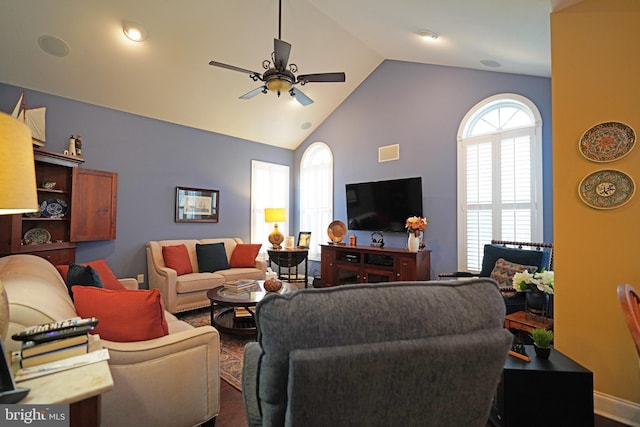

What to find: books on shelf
left=20, top=333, right=89, bottom=358
left=224, top=279, right=257, bottom=294
left=20, top=342, right=89, bottom=368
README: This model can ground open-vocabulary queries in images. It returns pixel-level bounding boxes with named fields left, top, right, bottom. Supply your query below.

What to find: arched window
left=300, top=142, right=333, bottom=261
left=457, top=94, right=543, bottom=271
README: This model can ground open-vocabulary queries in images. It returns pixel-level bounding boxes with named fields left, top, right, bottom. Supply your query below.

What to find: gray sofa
left=242, top=279, right=512, bottom=427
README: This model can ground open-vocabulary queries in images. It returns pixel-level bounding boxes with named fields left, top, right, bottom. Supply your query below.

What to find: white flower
left=512, top=270, right=554, bottom=294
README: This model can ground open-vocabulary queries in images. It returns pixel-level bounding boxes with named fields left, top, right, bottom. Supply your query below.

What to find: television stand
left=320, top=244, right=431, bottom=286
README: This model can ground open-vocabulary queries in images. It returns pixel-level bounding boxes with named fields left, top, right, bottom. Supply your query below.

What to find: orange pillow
left=56, top=260, right=125, bottom=291
left=73, top=287, right=169, bottom=342
left=162, top=244, right=193, bottom=275
left=229, top=243, right=262, bottom=268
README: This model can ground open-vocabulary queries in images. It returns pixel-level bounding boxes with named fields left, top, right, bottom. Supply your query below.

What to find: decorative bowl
left=263, top=278, right=283, bottom=292
left=42, top=180, right=57, bottom=190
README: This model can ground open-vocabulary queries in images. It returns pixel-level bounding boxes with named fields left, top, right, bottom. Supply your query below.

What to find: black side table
left=490, top=345, right=594, bottom=427
left=267, top=249, right=308, bottom=287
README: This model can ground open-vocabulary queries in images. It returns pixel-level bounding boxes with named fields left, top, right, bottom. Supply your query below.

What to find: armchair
left=242, top=279, right=513, bottom=427
left=440, top=240, right=554, bottom=314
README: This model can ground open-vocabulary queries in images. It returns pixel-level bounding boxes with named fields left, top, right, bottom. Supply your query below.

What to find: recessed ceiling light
left=419, top=30, right=438, bottom=41
left=480, top=59, right=501, bottom=68
left=123, top=21, right=147, bottom=42
left=300, top=122, right=312, bottom=130
left=38, top=35, right=70, bottom=57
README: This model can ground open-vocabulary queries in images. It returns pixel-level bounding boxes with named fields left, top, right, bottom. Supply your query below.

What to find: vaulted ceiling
left=0, top=1, right=572, bottom=149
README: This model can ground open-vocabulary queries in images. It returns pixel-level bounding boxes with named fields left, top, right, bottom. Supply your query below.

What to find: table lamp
left=0, top=112, right=36, bottom=403
left=264, top=208, right=286, bottom=250
left=0, top=112, right=38, bottom=215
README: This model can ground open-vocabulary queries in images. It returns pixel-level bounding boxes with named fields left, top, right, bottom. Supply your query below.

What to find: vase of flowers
left=513, top=270, right=554, bottom=315
left=405, top=216, right=428, bottom=252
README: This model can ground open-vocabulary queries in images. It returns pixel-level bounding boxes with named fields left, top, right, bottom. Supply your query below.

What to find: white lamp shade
left=0, top=112, right=38, bottom=214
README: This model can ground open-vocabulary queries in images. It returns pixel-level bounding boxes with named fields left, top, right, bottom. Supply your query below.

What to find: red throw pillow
left=162, top=244, right=193, bottom=275
left=86, top=259, right=125, bottom=290
left=73, top=287, right=169, bottom=342
left=56, top=259, right=125, bottom=291
left=229, top=243, right=262, bottom=268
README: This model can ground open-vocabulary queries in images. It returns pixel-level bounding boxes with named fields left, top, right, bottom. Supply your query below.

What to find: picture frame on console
left=175, top=186, right=219, bottom=223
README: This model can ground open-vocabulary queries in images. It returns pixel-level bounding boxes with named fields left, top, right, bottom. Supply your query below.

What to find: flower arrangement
left=512, top=270, right=554, bottom=294
left=405, top=216, right=429, bottom=236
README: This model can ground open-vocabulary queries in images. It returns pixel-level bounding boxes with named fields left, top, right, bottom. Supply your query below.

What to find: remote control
left=11, top=318, right=99, bottom=342
left=19, top=325, right=97, bottom=344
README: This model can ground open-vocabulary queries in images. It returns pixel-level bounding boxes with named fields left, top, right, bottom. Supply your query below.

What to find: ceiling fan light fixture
left=123, top=21, right=147, bottom=42
left=266, top=78, right=293, bottom=93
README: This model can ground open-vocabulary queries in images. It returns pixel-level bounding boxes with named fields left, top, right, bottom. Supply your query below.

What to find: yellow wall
left=552, top=0, right=640, bottom=403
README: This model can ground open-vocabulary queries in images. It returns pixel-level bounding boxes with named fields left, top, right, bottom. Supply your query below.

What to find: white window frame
left=299, top=142, right=333, bottom=261
left=251, top=160, right=290, bottom=256
left=457, top=93, right=543, bottom=272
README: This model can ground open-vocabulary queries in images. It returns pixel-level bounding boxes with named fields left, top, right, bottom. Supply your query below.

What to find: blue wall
left=0, top=83, right=293, bottom=282
left=2, top=59, right=551, bottom=282
left=294, top=60, right=552, bottom=278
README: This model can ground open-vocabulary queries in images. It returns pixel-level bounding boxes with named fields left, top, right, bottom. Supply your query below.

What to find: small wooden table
left=267, top=249, right=309, bottom=287
left=207, top=280, right=298, bottom=335
left=504, top=310, right=553, bottom=333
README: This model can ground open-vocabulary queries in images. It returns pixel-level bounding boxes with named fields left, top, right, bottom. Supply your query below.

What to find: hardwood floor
left=216, top=380, right=631, bottom=427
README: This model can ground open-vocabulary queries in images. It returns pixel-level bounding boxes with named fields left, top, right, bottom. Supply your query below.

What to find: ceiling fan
left=208, top=0, right=345, bottom=106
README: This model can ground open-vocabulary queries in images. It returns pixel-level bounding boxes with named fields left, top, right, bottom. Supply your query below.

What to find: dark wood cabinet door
left=71, top=168, right=117, bottom=241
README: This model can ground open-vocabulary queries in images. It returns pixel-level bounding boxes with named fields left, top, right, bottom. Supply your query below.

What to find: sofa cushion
left=57, top=260, right=125, bottom=291
left=229, top=243, right=262, bottom=268
left=73, top=286, right=169, bottom=342
left=196, top=242, right=229, bottom=272
left=479, top=244, right=549, bottom=277
left=489, top=258, right=538, bottom=288
left=162, top=244, right=193, bottom=275
left=65, top=263, right=104, bottom=299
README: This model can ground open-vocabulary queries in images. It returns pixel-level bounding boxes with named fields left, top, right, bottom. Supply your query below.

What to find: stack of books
left=224, top=279, right=257, bottom=294
left=233, top=307, right=255, bottom=318
left=20, top=334, right=89, bottom=368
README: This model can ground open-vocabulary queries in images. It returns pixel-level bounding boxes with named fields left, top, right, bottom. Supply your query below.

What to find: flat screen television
left=346, top=177, right=423, bottom=232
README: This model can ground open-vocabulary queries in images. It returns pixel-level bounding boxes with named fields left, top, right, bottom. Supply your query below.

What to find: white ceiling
left=0, top=0, right=566, bottom=150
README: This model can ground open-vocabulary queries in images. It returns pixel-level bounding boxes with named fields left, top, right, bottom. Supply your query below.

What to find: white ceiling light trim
left=123, top=21, right=147, bottom=42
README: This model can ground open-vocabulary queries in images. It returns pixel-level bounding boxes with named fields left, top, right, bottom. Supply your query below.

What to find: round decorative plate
left=24, top=228, right=51, bottom=244
left=579, top=121, right=636, bottom=162
left=327, top=220, right=347, bottom=243
left=578, top=169, right=635, bottom=209
left=40, top=198, right=68, bottom=218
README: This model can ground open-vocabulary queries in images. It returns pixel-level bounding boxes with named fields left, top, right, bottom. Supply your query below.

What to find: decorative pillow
left=57, top=260, right=125, bottom=291
left=229, top=243, right=262, bottom=268
left=73, top=286, right=169, bottom=342
left=196, top=242, right=229, bottom=272
left=489, top=258, right=538, bottom=289
left=65, top=263, right=103, bottom=299
left=480, top=244, right=548, bottom=278
left=162, top=244, right=193, bottom=275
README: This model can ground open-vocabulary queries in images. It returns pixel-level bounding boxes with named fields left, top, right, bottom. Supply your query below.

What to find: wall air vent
left=378, top=144, right=400, bottom=162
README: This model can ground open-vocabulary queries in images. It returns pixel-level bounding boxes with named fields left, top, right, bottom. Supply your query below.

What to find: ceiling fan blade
left=239, top=86, right=266, bottom=100
left=209, top=61, right=261, bottom=76
left=297, top=72, right=346, bottom=83
left=290, top=87, right=313, bottom=106
left=273, top=39, right=291, bottom=71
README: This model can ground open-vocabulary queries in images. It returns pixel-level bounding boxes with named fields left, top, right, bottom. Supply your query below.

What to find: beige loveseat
left=0, top=254, right=220, bottom=427
left=146, top=238, right=267, bottom=314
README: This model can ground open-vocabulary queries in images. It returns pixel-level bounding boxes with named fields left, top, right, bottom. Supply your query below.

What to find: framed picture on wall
left=297, top=231, right=311, bottom=248
left=175, top=186, right=219, bottom=223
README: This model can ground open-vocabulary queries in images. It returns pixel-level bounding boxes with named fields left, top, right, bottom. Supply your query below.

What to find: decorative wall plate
left=579, top=121, right=635, bottom=162
left=327, top=220, right=347, bottom=243
left=40, top=198, right=68, bottom=218
left=24, top=228, right=51, bottom=244
left=578, top=169, right=635, bottom=209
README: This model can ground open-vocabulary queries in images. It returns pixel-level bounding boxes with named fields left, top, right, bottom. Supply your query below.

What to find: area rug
left=177, top=308, right=253, bottom=391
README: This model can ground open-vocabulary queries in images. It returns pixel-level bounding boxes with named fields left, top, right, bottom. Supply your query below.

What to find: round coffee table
left=207, top=280, right=298, bottom=335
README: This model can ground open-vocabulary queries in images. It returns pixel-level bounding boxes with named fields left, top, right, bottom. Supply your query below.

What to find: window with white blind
left=250, top=160, right=290, bottom=256
left=300, top=142, right=333, bottom=261
left=457, top=94, right=543, bottom=272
